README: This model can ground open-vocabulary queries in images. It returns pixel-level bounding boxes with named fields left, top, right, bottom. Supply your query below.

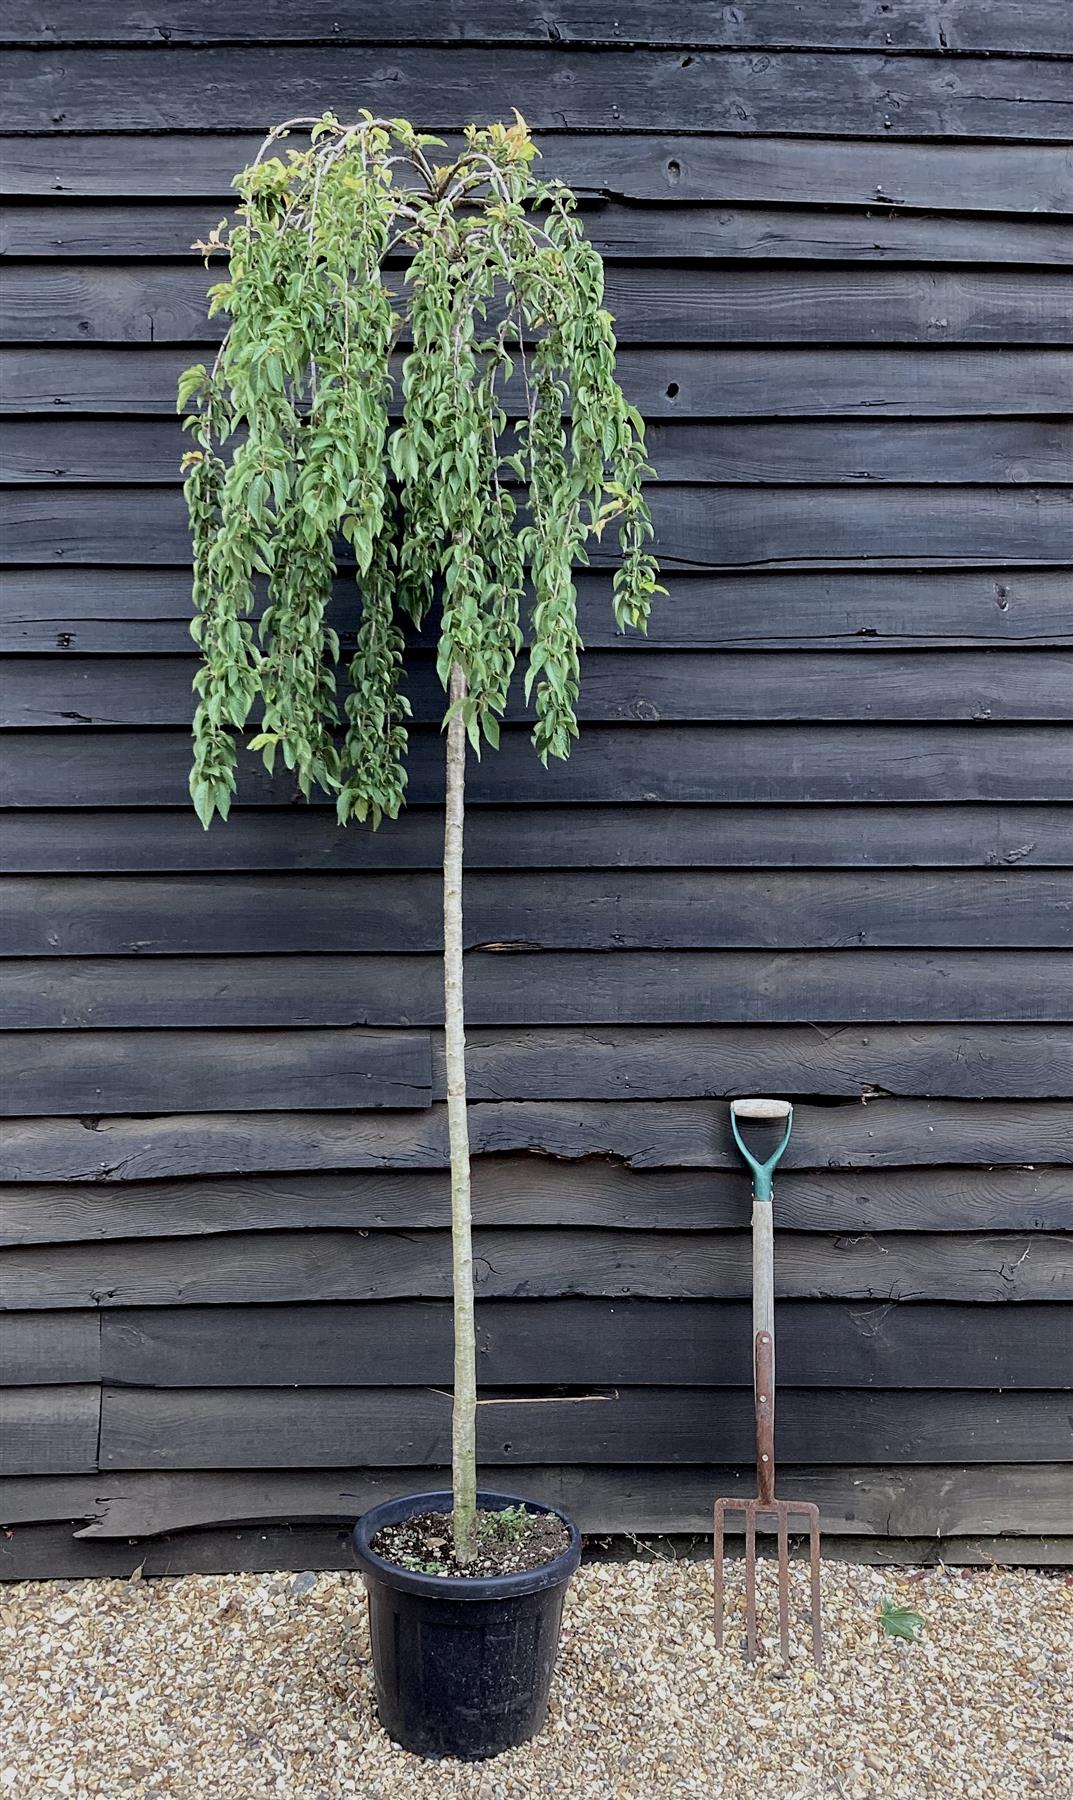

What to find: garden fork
left=713, top=1098, right=823, bottom=1666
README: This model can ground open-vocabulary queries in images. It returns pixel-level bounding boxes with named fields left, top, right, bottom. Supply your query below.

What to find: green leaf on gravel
left=879, top=1599, right=925, bottom=1641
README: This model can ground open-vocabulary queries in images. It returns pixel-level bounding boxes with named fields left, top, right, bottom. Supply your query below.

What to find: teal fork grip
left=730, top=1102, right=794, bottom=1202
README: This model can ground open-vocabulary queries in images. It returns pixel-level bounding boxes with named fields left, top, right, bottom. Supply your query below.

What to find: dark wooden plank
left=10, top=417, right=1073, bottom=488
left=564, top=134, right=1073, bottom=212
left=7, top=2, right=1069, bottom=54
left=1, top=866, right=1064, bottom=955
left=8, top=1164, right=1071, bottom=1243
left=1, top=1310, right=99, bottom=1383
left=458, top=1025, right=1073, bottom=1104
left=357, top=484, right=1073, bottom=573
left=0, top=417, right=191, bottom=483
left=5, top=135, right=1071, bottom=215
left=0, top=1475, right=112, bottom=1524
left=7, top=48, right=1073, bottom=139
left=5, top=1520, right=1069, bottom=1578
left=3, top=1228, right=1070, bottom=1310
left=7, top=485, right=1072, bottom=569
left=2, top=869, right=1067, bottom=956
left=7, top=198, right=1072, bottom=267
left=8, top=346, right=1070, bottom=419
left=410, top=408, right=1026, bottom=482
left=0, top=1521, right=364, bottom=1578
left=603, top=129, right=1073, bottom=209
left=6, top=1025, right=1072, bottom=1130
left=10, top=646, right=1073, bottom=722
left=578, top=264, right=1073, bottom=341
left=3, top=1458, right=1065, bottom=1547
left=7, top=1162, right=1069, bottom=1244
left=11, top=651, right=1071, bottom=732
left=0, top=1386, right=99, bottom=1476
left=6, top=950, right=1069, bottom=1033
left=4, top=1099, right=1072, bottom=1183
left=609, top=1534, right=1073, bottom=1564
left=8, top=568, right=1072, bottom=657
left=5, top=725, right=1069, bottom=809
left=29, top=1462, right=1073, bottom=1544
left=0, top=1028, right=432, bottom=1116
left=197, top=1097, right=1073, bottom=1170
left=8, top=264, right=1072, bottom=346
left=99, top=1300, right=1073, bottom=1391
left=5, top=803, right=1069, bottom=874
left=96, top=1384, right=1073, bottom=1469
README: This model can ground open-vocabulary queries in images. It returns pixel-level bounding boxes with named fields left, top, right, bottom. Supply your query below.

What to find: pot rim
left=352, top=1488, right=582, bottom=1601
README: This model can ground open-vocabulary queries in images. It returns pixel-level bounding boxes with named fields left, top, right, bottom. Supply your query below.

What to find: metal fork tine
left=712, top=1500, right=823, bottom=1667
left=713, top=1500, right=726, bottom=1649
left=808, top=1505, right=824, bottom=1668
left=776, top=1506, right=790, bottom=1663
left=744, top=1503, right=757, bottom=1662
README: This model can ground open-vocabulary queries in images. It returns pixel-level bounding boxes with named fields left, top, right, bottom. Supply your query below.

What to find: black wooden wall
left=2, top=4, right=1072, bottom=1578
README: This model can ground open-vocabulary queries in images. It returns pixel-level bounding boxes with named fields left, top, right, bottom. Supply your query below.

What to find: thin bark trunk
left=444, top=662, right=477, bottom=1563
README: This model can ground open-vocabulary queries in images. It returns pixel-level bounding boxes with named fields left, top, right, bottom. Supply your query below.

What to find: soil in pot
left=372, top=1503, right=570, bottom=1580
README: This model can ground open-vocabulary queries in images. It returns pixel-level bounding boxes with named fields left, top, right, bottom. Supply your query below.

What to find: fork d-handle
left=730, top=1097, right=793, bottom=1205
left=731, top=1097, right=793, bottom=1384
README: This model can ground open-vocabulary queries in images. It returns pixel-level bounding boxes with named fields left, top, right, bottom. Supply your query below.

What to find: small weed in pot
left=374, top=1503, right=569, bottom=1580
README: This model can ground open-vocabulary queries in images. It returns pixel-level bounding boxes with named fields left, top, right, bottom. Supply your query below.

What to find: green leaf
left=878, top=1600, right=925, bottom=1642
left=190, top=778, right=216, bottom=830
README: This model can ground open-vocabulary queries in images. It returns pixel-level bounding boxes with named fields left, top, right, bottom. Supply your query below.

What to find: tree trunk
left=444, top=662, right=477, bottom=1563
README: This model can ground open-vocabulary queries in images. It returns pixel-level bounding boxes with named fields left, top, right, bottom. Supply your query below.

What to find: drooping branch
left=180, top=110, right=662, bottom=826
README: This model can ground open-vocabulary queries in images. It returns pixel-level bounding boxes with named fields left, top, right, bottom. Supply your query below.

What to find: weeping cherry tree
left=179, top=111, right=662, bottom=1561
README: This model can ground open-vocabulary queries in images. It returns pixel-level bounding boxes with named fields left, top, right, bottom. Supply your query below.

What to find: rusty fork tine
left=713, top=1500, right=726, bottom=1649
left=776, top=1506, right=790, bottom=1663
left=807, top=1504, right=824, bottom=1668
left=744, top=1503, right=758, bottom=1662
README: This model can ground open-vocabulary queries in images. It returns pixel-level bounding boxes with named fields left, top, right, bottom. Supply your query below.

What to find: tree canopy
left=179, top=111, right=661, bottom=831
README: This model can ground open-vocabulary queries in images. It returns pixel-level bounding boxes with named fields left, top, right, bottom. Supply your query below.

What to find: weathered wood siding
left=2, top=2, right=1071, bottom=1575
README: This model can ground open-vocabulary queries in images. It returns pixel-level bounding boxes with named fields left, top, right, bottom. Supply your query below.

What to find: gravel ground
left=1, top=1559, right=1069, bottom=1799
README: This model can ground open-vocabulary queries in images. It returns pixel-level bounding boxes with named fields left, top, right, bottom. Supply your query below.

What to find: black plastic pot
left=352, top=1489, right=582, bottom=1761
